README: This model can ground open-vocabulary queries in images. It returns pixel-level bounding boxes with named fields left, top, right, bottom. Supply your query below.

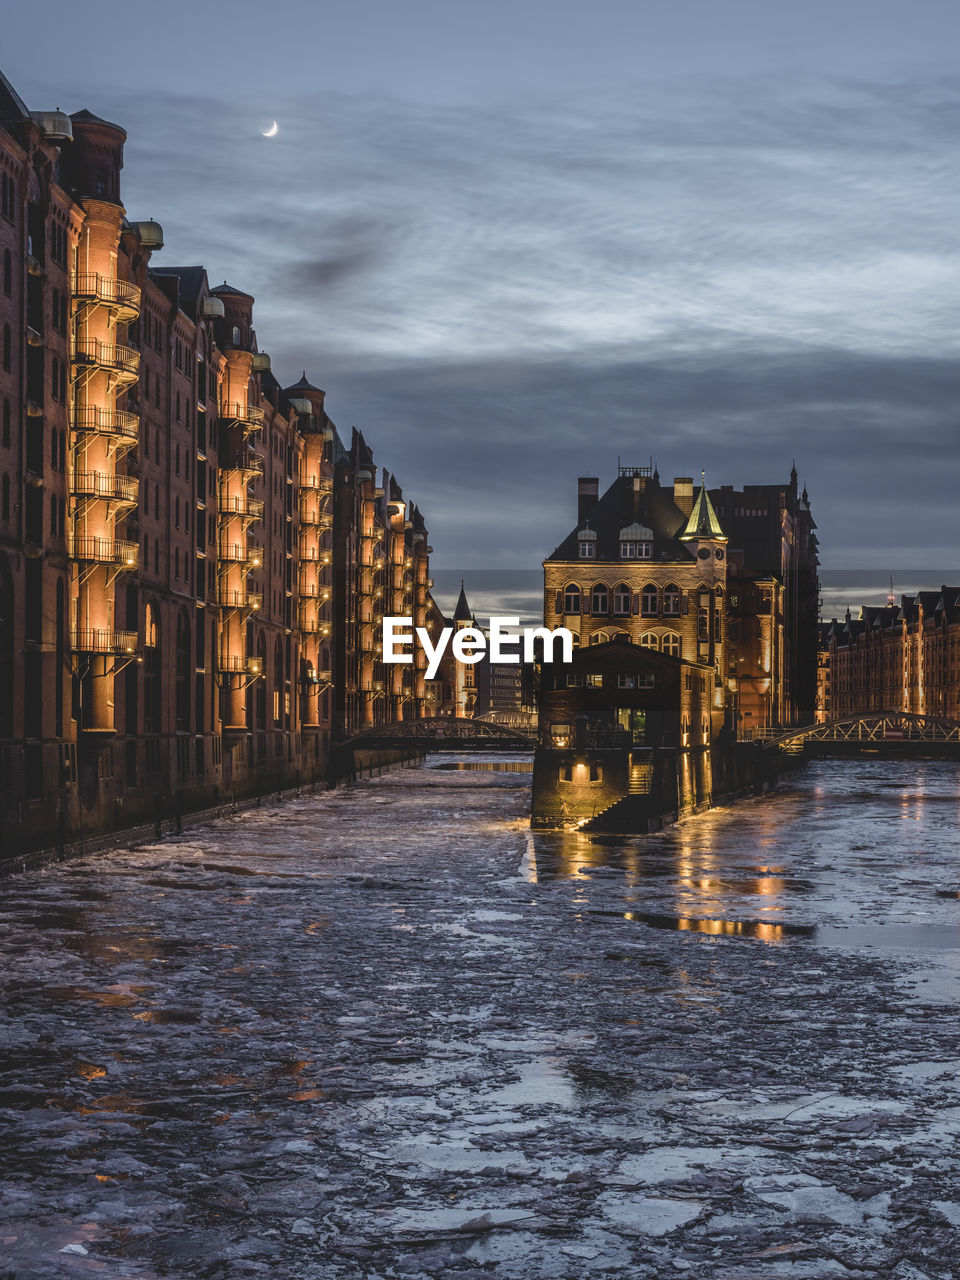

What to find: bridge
left=343, top=716, right=537, bottom=752
left=761, top=711, right=960, bottom=755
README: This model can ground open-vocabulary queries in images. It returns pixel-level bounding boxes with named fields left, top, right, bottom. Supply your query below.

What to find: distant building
left=821, top=588, right=960, bottom=723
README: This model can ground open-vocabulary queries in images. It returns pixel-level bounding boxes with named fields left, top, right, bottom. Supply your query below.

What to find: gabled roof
left=210, top=281, right=254, bottom=301
left=679, top=483, right=727, bottom=543
left=546, top=473, right=695, bottom=564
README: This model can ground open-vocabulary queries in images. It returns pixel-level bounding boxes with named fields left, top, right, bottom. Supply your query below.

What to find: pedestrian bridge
left=344, top=716, right=537, bottom=752
left=761, top=711, right=960, bottom=754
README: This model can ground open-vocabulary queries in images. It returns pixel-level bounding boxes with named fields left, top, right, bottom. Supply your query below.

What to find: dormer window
left=577, top=528, right=597, bottom=559
left=618, top=523, right=653, bottom=559
left=620, top=539, right=651, bottom=559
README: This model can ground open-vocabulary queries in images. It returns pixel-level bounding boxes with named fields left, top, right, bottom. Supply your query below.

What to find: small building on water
left=531, top=637, right=716, bottom=829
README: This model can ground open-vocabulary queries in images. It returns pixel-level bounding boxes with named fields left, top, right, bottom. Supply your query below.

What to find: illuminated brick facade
left=0, top=72, right=431, bottom=855
left=543, top=464, right=819, bottom=737
left=822, top=589, right=960, bottom=723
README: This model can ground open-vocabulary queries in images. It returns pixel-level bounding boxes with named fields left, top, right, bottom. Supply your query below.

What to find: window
left=641, top=584, right=659, bottom=616
left=550, top=722, right=570, bottom=747
left=663, top=584, right=681, bottom=615
left=591, top=584, right=608, bottom=614
left=618, top=674, right=635, bottom=688
left=639, top=633, right=659, bottom=649
left=585, top=673, right=603, bottom=688
left=2, top=249, right=9, bottom=295
left=613, top=583, right=631, bottom=615
left=2, top=399, right=9, bottom=447
left=590, top=630, right=609, bottom=646
left=565, top=673, right=584, bottom=687
left=2, top=324, right=10, bottom=372
left=578, top=537, right=596, bottom=559
left=619, top=539, right=651, bottom=559
left=563, top=583, right=581, bottom=614
left=662, top=632, right=681, bottom=658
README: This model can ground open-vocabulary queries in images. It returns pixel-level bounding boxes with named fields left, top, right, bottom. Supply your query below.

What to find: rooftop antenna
left=887, top=575, right=895, bottom=606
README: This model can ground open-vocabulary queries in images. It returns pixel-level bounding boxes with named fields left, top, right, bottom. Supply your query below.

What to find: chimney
left=578, top=477, right=598, bottom=524
left=673, top=477, right=694, bottom=516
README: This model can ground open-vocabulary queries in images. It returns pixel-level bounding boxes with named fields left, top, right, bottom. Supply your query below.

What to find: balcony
left=298, top=545, right=331, bottom=564
left=297, top=582, right=329, bottom=600
left=71, top=627, right=138, bottom=655
left=220, top=402, right=264, bottom=436
left=72, top=273, right=141, bottom=320
left=301, top=474, right=333, bottom=493
left=298, top=613, right=328, bottom=635
left=218, top=587, right=262, bottom=612
left=68, top=536, right=139, bottom=567
left=71, top=470, right=139, bottom=505
left=220, top=654, right=263, bottom=676
left=218, top=541, right=261, bottom=569
left=304, top=668, right=332, bottom=685
left=73, top=408, right=140, bottom=449
left=218, top=495, right=264, bottom=521
left=299, top=498, right=331, bottom=525
left=72, top=338, right=140, bottom=384
left=220, top=449, right=263, bottom=477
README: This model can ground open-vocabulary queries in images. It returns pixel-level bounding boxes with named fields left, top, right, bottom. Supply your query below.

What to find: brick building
left=543, top=464, right=818, bottom=736
left=822, top=588, right=960, bottom=723
left=0, top=71, right=431, bottom=856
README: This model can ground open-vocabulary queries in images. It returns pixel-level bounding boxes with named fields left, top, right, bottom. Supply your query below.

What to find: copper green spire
left=678, top=476, right=727, bottom=542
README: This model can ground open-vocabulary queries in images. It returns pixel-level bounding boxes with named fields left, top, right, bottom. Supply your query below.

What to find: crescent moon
left=262, top=121, right=278, bottom=138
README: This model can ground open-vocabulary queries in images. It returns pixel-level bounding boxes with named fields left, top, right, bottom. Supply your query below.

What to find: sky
left=5, top=1, right=959, bottom=617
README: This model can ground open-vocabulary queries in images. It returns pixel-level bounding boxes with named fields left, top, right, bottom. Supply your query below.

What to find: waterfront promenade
left=1, top=758, right=959, bottom=1278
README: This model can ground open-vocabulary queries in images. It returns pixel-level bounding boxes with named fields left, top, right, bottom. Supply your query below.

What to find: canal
left=0, top=757, right=958, bottom=1278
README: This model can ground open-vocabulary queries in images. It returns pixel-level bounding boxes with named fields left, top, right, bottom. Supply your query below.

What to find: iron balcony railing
left=219, top=654, right=263, bottom=675
left=298, top=545, right=331, bottom=563
left=71, top=470, right=139, bottom=504
left=298, top=613, right=327, bottom=635
left=220, top=449, right=263, bottom=477
left=72, top=273, right=141, bottom=318
left=218, top=587, right=262, bottom=612
left=72, top=338, right=140, bottom=380
left=218, top=541, right=261, bottom=569
left=297, top=582, right=329, bottom=600
left=68, top=536, right=138, bottom=567
left=301, top=474, right=334, bottom=492
left=220, top=402, right=265, bottom=432
left=218, top=495, right=264, bottom=520
left=73, top=407, right=139, bottom=445
left=71, top=627, right=138, bottom=655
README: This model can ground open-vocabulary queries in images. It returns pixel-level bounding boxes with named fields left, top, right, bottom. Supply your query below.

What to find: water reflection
left=532, top=760, right=960, bottom=953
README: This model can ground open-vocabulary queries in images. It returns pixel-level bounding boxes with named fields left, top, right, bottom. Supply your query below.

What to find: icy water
left=1, top=758, right=959, bottom=1279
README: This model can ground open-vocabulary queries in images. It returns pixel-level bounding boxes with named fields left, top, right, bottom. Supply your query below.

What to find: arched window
left=589, top=630, right=609, bottom=646
left=641, top=584, right=659, bottom=616
left=613, top=583, right=631, bottom=615
left=662, top=631, right=681, bottom=658
left=563, top=583, right=581, bottom=615
left=639, top=633, right=659, bottom=649
left=570, top=631, right=581, bottom=648
left=591, top=583, right=608, bottom=614
left=144, top=602, right=161, bottom=733
left=663, top=584, right=681, bottom=616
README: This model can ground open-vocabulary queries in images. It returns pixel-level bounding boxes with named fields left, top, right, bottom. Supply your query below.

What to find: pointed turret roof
left=285, top=371, right=324, bottom=394
left=453, top=581, right=473, bottom=622
left=679, top=481, right=727, bottom=542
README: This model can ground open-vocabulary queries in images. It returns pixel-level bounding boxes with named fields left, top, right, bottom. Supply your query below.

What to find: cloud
left=54, top=67, right=960, bottom=595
